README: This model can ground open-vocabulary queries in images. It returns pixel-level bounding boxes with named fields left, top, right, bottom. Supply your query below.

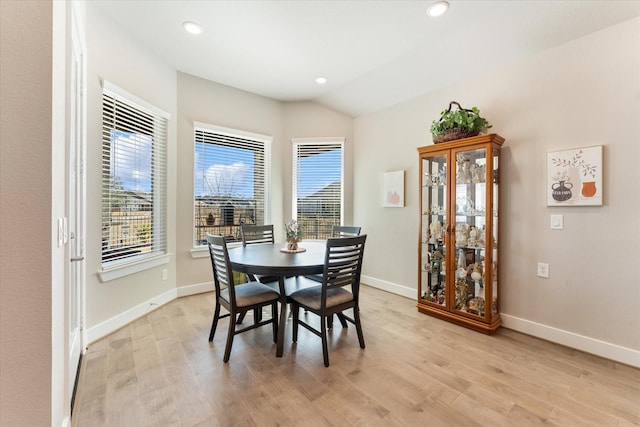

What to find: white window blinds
left=101, top=82, right=168, bottom=266
left=292, top=138, right=344, bottom=239
left=193, top=123, right=271, bottom=246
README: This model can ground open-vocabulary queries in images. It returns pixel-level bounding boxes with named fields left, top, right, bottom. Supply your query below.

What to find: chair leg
left=271, top=302, right=278, bottom=343
left=237, top=308, right=262, bottom=324
left=327, top=313, right=333, bottom=329
left=236, top=311, right=247, bottom=324
left=353, top=307, right=365, bottom=349
left=209, top=301, right=221, bottom=342
left=292, top=304, right=299, bottom=343
left=337, top=313, right=348, bottom=329
left=321, top=315, right=330, bottom=367
left=223, top=311, right=238, bottom=363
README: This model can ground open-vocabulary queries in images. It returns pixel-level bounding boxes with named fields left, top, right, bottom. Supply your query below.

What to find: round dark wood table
left=227, top=241, right=326, bottom=357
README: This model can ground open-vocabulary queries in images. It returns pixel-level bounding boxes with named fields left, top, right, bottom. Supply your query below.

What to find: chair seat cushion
left=289, top=286, right=354, bottom=311
left=220, top=282, right=279, bottom=308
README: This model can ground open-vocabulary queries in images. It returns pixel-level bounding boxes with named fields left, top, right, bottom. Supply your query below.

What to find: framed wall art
left=547, top=145, right=603, bottom=206
left=383, top=170, right=404, bottom=207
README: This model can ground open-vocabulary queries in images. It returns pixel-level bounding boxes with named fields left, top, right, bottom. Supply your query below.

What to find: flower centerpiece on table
left=285, top=219, right=302, bottom=250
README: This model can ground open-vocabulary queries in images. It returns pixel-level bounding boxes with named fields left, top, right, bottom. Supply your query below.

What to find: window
left=194, top=123, right=271, bottom=246
left=101, top=82, right=168, bottom=267
left=292, top=137, right=344, bottom=239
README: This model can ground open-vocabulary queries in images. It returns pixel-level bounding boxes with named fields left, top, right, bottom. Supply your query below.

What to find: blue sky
left=194, top=143, right=255, bottom=198
left=296, top=148, right=341, bottom=197
left=110, top=130, right=152, bottom=193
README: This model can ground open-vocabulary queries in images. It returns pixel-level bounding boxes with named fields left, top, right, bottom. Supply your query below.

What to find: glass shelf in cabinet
left=455, top=212, right=486, bottom=217
left=455, top=244, right=485, bottom=251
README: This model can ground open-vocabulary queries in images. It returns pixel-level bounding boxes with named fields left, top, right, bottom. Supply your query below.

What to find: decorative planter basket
left=431, top=101, right=488, bottom=144
left=432, top=128, right=480, bottom=144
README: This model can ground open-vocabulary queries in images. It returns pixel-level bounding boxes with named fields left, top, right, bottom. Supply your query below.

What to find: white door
left=68, top=10, right=86, bottom=411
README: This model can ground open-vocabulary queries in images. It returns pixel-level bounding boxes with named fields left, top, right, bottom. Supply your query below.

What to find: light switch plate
left=550, top=214, right=564, bottom=230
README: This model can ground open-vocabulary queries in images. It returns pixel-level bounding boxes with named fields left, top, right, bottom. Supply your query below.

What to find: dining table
left=227, top=240, right=326, bottom=357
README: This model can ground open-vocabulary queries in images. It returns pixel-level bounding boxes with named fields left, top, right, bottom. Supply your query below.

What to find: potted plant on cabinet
left=430, top=101, right=492, bottom=143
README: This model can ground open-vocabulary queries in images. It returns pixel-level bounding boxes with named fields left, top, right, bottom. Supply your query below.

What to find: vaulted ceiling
left=92, top=1, right=639, bottom=117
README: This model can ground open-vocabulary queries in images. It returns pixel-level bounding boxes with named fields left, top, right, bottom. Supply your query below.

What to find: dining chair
left=304, top=225, right=361, bottom=284
left=206, top=233, right=279, bottom=362
left=288, top=234, right=367, bottom=367
left=237, top=224, right=280, bottom=324
left=239, top=224, right=279, bottom=284
left=331, top=225, right=362, bottom=238
left=241, top=224, right=275, bottom=247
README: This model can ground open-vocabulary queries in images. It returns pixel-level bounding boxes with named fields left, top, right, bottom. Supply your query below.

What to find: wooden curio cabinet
left=417, top=134, right=504, bottom=334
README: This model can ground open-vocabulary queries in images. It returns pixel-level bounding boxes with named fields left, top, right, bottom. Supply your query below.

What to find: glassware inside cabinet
left=453, top=147, right=487, bottom=316
left=421, top=154, right=447, bottom=306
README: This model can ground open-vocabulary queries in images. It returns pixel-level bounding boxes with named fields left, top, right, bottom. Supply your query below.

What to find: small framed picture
left=547, top=146, right=602, bottom=206
left=383, top=170, right=404, bottom=207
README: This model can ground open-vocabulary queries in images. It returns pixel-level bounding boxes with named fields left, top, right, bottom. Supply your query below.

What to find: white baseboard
left=361, top=275, right=415, bottom=300
left=501, top=314, right=640, bottom=368
left=85, top=287, right=177, bottom=345
left=177, top=281, right=214, bottom=297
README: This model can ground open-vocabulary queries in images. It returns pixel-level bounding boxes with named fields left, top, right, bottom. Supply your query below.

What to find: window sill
left=98, top=253, right=171, bottom=283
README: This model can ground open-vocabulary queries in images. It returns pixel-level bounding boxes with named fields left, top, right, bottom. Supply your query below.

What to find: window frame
left=192, top=122, right=272, bottom=249
left=98, top=81, right=170, bottom=282
left=292, top=137, right=345, bottom=240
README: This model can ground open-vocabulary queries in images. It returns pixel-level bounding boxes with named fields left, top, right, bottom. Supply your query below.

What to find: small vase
left=581, top=181, right=597, bottom=197
left=551, top=180, right=573, bottom=201
left=287, top=240, right=298, bottom=251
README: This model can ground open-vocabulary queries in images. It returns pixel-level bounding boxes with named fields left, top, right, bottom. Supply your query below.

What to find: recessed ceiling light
left=427, top=1, right=449, bottom=17
left=183, top=21, right=203, bottom=35
left=315, top=76, right=328, bottom=85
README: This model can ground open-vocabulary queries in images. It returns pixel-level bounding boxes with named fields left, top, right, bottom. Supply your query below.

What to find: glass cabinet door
left=491, top=149, right=499, bottom=320
left=421, top=153, right=448, bottom=306
left=453, top=147, right=489, bottom=318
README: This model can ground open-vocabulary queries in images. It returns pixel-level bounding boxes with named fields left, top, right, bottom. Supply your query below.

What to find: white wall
left=84, top=4, right=178, bottom=333
left=354, top=18, right=640, bottom=364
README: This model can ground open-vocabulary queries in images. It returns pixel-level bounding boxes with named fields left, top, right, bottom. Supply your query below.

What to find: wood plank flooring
left=72, top=286, right=640, bottom=426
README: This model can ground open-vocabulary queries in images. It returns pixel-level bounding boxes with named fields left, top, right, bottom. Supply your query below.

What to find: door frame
left=67, top=1, right=87, bottom=415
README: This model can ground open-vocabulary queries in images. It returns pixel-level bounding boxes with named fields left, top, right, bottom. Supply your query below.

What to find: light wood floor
left=72, top=286, right=640, bottom=427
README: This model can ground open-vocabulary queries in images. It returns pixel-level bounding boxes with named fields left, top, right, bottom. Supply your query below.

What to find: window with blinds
left=101, top=82, right=168, bottom=266
left=292, top=138, right=344, bottom=240
left=194, top=123, right=271, bottom=246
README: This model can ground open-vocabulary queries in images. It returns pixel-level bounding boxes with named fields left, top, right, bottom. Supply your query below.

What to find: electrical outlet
left=162, top=269, right=168, bottom=280
left=537, top=262, right=549, bottom=278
